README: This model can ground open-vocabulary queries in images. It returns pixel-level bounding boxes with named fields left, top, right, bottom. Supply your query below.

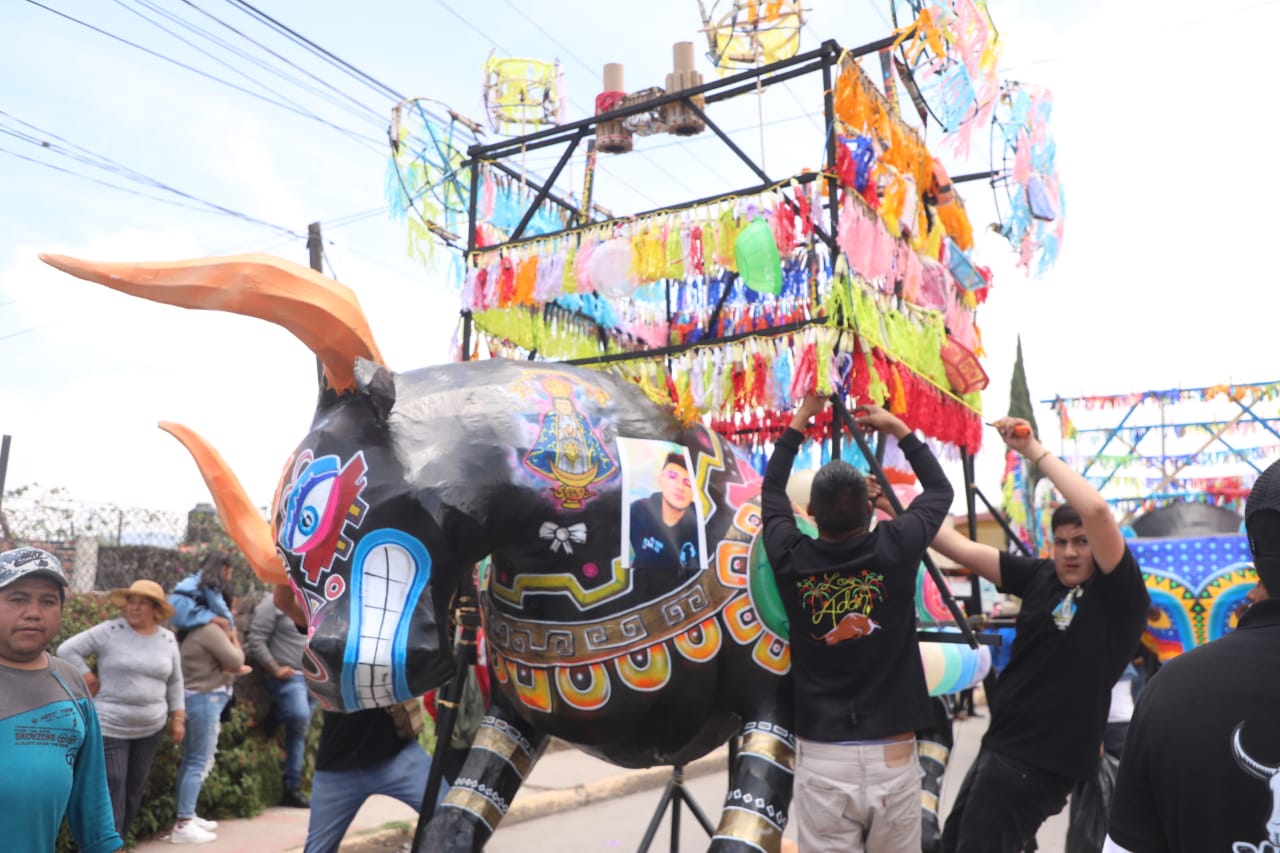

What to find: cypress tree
left=1007, top=335, right=1039, bottom=437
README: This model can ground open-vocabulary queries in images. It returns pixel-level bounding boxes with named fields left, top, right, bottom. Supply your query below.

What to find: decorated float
left=45, top=3, right=1069, bottom=851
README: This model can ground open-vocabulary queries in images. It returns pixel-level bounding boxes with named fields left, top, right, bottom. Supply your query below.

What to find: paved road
left=486, top=711, right=1070, bottom=852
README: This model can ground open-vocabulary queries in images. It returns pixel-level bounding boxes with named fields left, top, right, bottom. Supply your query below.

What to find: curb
left=333, top=747, right=729, bottom=852
left=507, top=746, right=727, bottom=826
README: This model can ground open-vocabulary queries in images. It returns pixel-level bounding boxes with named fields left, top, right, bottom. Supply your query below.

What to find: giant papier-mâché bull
left=43, top=252, right=979, bottom=852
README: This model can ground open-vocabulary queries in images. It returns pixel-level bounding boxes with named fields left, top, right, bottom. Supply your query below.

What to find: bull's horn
left=1232, top=723, right=1279, bottom=779
left=39, top=253, right=385, bottom=394
left=159, top=421, right=287, bottom=585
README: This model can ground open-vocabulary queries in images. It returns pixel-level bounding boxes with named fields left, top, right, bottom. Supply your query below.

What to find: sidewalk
left=130, top=693, right=1055, bottom=852
left=131, top=741, right=730, bottom=852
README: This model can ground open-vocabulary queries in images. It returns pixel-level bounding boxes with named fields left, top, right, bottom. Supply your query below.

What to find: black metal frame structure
left=455, top=32, right=1010, bottom=618
left=433, top=38, right=1017, bottom=848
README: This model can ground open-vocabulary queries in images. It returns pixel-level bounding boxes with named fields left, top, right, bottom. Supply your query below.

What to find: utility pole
left=307, top=222, right=325, bottom=385
left=307, top=221, right=323, bottom=274
left=0, top=435, right=12, bottom=543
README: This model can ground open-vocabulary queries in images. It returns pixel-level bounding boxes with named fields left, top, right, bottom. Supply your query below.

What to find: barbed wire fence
left=1, top=485, right=269, bottom=597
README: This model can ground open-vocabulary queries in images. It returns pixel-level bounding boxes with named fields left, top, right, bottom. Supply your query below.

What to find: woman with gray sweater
left=58, top=579, right=185, bottom=841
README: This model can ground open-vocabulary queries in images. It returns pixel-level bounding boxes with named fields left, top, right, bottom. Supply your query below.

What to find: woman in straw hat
left=58, top=579, right=185, bottom=842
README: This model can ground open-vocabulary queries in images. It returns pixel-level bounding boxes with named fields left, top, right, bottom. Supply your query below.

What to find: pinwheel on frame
left=889, top=0, right=1002, bottom=156
left=991, top=81, right=1065, bottom=276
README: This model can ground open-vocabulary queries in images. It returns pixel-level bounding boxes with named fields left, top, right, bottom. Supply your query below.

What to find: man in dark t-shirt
left=629, top=452, right=701, bottom=570
left=929, top=418, right=1149, bottom=852
left=266, top=585, right=448, bottom=853
left=1106, top=459, right=1280, bottom=852
left=305, top=706, right=444, bottom=853
left=763, top=395, right=953, bottom=852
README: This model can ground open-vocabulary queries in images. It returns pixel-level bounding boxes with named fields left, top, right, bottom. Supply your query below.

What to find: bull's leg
left=918, top=696, right=956, bottom=853
left=417, top=705, right=548, bottom=853
left=709, top=721, right=796, bottom=852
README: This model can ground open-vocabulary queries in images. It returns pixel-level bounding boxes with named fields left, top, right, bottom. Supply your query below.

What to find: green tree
left=1007, top=335, right=1040, bottom=437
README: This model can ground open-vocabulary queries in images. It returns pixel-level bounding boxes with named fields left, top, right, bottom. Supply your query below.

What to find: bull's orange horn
left=39, top=253, right=385, bottom=393
left=159, top=421, right=287, bottom=585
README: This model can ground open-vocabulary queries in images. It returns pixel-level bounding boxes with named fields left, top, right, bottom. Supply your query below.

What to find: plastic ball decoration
left=587, top=238, right=638, bottom=298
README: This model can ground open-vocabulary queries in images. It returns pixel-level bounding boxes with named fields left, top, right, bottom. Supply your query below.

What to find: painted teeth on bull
left=355, top=542, right=416, bottom=706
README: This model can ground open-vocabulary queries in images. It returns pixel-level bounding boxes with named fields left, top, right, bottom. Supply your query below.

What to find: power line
left=0, top=143, right=218, bottom=216
left=500, top=0, right=596, bottom=77
left=223, top=0, right=414, bottom=108
left=164, top=0, right=388, bottom=128
left=0, top=112, right=303, bottom=238
left=22, top=0, right=384, bottom=152
left=0, top=323, right=53, bottom=343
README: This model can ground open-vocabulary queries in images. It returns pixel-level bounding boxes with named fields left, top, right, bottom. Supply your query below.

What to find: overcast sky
left=4, top=0, right=1278, bottom=521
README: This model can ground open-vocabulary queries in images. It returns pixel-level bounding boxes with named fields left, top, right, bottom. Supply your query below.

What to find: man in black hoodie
left=763, top=394, right=953, bottom=852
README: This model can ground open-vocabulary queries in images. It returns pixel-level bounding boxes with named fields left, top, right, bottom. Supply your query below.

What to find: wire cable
left=0, top=113, right=303, bottom=237
left=0, top=143, right=224, bottom=216
left=167, top=0, right=388, bottom=127
left=111, top=0, right=385, bottom=134
left=22, top=0, right=384, bottom=151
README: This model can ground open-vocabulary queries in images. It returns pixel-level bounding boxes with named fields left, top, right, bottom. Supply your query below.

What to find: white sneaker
left=191, top=816, right=218, bottom=831
left=170, top=820, right=217, bottom=844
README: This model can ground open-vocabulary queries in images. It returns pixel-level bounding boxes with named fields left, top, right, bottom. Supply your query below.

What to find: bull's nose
left=341, top=529, right=432, bottom=710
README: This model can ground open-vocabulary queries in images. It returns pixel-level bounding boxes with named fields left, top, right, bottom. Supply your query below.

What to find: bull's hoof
left=416, top=809, right=487, bottom=853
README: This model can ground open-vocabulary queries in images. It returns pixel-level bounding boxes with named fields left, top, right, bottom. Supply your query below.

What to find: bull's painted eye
left=283, top=455, right=341, bottom=554
left=290, top=474, right=336, bottom=551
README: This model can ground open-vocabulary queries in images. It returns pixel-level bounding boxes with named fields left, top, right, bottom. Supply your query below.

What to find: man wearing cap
left=1105, top=458, right=1280, bottom=852
left=0, top=546, right=123, bottom=853
left=59, top=578, right=185, bottom=841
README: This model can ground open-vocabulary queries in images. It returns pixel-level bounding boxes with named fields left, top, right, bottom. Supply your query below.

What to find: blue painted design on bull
left=342, top=529, right=433, bottom=710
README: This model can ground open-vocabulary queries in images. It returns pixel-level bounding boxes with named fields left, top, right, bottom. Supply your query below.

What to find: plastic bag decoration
left=698, top=0, right=807, bottom=72
left=484, top=52, right=565, bottom=135
left=735, top=216, right=783, bottom=294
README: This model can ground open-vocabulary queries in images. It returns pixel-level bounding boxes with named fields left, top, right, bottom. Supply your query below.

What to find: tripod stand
left=635, top=764, right=717, bottom=852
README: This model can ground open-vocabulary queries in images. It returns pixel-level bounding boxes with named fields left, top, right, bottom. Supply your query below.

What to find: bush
left=53, top=592, right=319, bottom=851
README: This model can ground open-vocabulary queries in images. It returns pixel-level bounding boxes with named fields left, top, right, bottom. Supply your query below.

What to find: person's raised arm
left=854, top=404, right=953, bottom=545
left=762, top=393, right=828, bottom=570
left=995, top=417, right=1125, bottom=573
left=763, top=393, right=827, bottom=523
left=931, top=523, right=1003, bottom=586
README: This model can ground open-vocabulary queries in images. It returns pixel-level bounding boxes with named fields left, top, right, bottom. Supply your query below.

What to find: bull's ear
left=354, top=357, right=396, bottom=421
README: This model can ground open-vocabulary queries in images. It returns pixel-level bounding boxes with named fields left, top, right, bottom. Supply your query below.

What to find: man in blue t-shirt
left=0, top=547, right=122, bottom=853
left=629, top=452, right=701, bottom=571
